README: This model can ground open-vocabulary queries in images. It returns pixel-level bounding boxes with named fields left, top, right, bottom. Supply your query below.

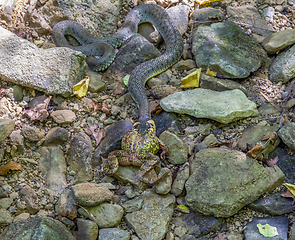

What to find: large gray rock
left=269, top=45, right=295, bottom=83
left=278, top=122, right=295, bottom=151
left=185, top=148, right=285, bottom=217
left=0, top=26, right=87, bottom=97
left=39, top=146, right=67, bottom=196
left=160, top=89, right=258, bottom=124
left=192, top=21, right=266, bottom=78
left=0, top=215, right=75, bottom=240
left=125, top=189, right=175, bottom=240
left=40, top=0, right=121, bottom=39
left=262, top=29, right=295, bottom=54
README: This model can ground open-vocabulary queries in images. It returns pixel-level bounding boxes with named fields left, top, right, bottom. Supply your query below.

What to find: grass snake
left=52, top=4, right=183, bottom=124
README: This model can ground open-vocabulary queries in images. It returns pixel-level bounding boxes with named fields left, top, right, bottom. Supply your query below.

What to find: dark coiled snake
left=52, top=3, right=183, bottom=125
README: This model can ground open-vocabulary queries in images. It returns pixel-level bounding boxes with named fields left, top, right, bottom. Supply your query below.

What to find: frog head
left=132, top=120, right=156, bottom=137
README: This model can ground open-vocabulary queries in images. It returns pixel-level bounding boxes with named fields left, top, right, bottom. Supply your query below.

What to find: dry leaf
left=284, top=183, right=295, bottom=195
left=216, top=232, right=227, bottom=240
left=260, top=132, right=277, bottom=141
left=179, top=68, right=201, bottom=88
left=246, top=144, right=265, bottom=160
left=0, top=162, right=23, bottom=175
left=265, top=156, right=279, bottom=168
left=113, top=88, right=123, bottom=95
left=206, top=67, right=217, bottom=77
left=149, top=100, right=162, bottom=114
left=23, top=96, right=52, bottom=122
left=73, top=76, right=90, bottom=97
left=85, top=125, right=106, bottom=146
left=281, top=190, right=295, bottom=204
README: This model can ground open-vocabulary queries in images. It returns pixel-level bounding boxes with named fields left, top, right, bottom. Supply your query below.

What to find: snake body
left=52, top=4, right=183, bottom=123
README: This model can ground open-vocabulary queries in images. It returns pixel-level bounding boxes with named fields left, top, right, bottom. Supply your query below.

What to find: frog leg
left=158, top=139, right=168, bottom=159
left=136, top=153, right=170, bottom=185
left=102, top=150, right=128, bottom=175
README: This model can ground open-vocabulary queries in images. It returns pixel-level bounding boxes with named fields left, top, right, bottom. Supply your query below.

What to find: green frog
left=102, top=120, right=170, bottom=185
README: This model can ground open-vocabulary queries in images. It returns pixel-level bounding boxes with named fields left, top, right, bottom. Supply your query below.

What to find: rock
left=0, top=26, right=86, bottom=97
left=43, top=127, right=68, bottom=146
left=244, top=216, right=288, bottom=240
left=155, top=168, right=172, bottom=195
left=13, top=213, right=30, bottom=222
left=98, top=228, right=131, bottom=240
left=9, top=130, right=24, bottom=153
left=278, top=122, right=295, bottom=151
left=160, top=89, right=258, bottom=124
left=50, top=110, right=76, bottom=124
left=125, top=189, right=175, bottom=240
left=185, top=148, right=285, bottom=217
left=262, top=6, right=275, bottom=22
left=226, top=6, right=274, bottom=37
left=285, top=98, right=295, bottom=110
left=262, top=29, right=295, bottom=54
left=0, top=215, right=75, bottom=239
left=78, top=98, right=94, bottom=113
left=55, top=189, right=77, bottom=220
left=86, top=70, right=106, bottom=93
left=121, top=197, right=143, bottom=213
left=192, top=21, right=266, bottom=78
left=269, top=147, right=295, bottom=183
left=199, top=74, right=248, bottom=94
left=171, top=162, right=190, bottom=196
left=159, top=131, right=188, bottom=165
left=237, top=121, right=280, bottom=158
left=39, top=146, right=67, bottom=196
left=0, top=209, right=13, bottom=225
left=75, top=218, right=98, bottom=240
left=67, top=132, right=94, bottom=183
left=80, top=203, right=123, bottom=228
left=11, top=85, right=23, bottom=102
left=258, top=103, right=282, bottom=115
left=104, top=34, right=160, bottom=84
left=19, top=185, right=40, bottom=215
left=172, top=210, right=224, bottom=238
left=21, top=125, right=45, bottom=142
left=0, top=198, right=13, bottom=209
left=172, top=59, right=196, bottom=71
left=0, top=119, right=15, bottom=144
left=114, top=166, right=148, bottom=191
left=249, top=192, right=295, bottom=215
left=153, top=111, right=181, bottom=137
left=167, top=5, right=190, bottom=35
left=92, top=120, right=133, bottom=166
left=71, top=182, right=113, bottom=207
left=190, top=7, right=225, bottom=22
left=41, top=0, right=121, bottom=39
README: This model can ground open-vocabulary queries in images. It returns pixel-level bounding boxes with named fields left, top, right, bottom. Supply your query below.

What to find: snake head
left=132, top=120, right=156, bottom=136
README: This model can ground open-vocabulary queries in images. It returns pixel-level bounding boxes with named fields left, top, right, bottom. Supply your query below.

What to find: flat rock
left=75, top=219, right=98, bottom=240
left=244, top=216, right=288, bottom=240
left=192, top=21, right=266, bottom=78
left=0, top=119, right=15, bottom=144
left=262, top=28, right=295, bottom=54
left=0, top=26, right=87, bottom=97
left=185, top=148, right=285, bottom=217
left=39, top=146, right=67, bottom=196
left=125, top=189, right=175, bottom=240
left=160, top=89, right=258, bottom=124
left=278, top=122, right=295, bottom=151
left=50, top=110, right=76, bottom=124
left=43, top=127, right=68, bottom=146
left=71, top=182, right=113, bottom=207
left=0, top=215, right=75, bottom=240
left=191, top=7, right=225, bottom=22
left=227, top=5, right=274, bottom=37
left=269, top=44, right=295, bottom=83
left=98, top=228, right=130, bottom=240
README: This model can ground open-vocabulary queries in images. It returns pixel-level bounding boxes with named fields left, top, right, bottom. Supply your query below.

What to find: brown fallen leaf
left=85, top=125, right=106, bottom=146
left=149, top=100, right=162, bottom=114
left=281, top=190, right=295, bottom=205
left=0, top=162, right=23, bottom=175
left=216, top=232, right=228, bottom=240
left=260, top=132, right=277, bottom=143
left=265, top=156, right=279, bottom=168
left=113, top=88, right=123, bottom=95
left=23, top=96, right=52, bottom=122
left=246, top=144, right=265, bottom=160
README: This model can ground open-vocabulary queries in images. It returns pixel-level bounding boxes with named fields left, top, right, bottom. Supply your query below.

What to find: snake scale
left=52, top=4, right=183, bottom=124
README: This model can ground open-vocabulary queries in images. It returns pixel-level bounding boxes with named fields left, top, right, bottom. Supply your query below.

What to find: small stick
left=259, top=91, right=278, bottom=109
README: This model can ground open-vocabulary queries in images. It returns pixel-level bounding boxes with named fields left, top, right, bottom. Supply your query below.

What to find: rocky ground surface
left=0, top=0, right=295, bottom=239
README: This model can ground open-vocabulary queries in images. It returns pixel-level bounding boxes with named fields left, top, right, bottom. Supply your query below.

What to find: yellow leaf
left=0, top=162, right=23, bottom=175
left=175, top=205, right=190, bottom=214
left=195, top=0, right=221, bottom=5
left=179, top=68, right=201, bottom=88
left=206, top=67, right=217, bottom=77
left=73, top=76, right=90, bottom=97
left=123, top=75, right=130, bottom=87
left=283, top=183, right=295, bottom=196
left=257, top=223, right=278, bottom=237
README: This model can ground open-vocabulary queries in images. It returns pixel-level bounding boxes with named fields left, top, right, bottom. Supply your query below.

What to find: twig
left=259, top=91, right=278, bottom=109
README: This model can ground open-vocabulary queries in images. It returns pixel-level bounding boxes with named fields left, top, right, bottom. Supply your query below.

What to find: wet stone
left=249, top=191, right=295, bottom=215
left=244, top=216, right=288, bottom=240
left=42, top=127, right=68, bottom=146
